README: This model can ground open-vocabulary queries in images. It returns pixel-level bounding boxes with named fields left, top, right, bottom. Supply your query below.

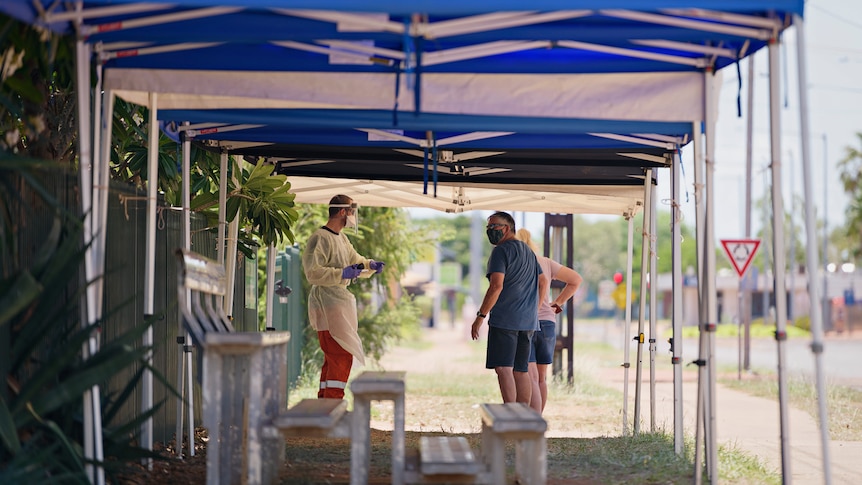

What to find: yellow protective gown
left=302, top=227, right=371, bottom=366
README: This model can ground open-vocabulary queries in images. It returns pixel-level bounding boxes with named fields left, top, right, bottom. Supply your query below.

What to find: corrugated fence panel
left=12, top=170, right=290, bottom=447
left=3, top=170, right=79, bottom=405
left=82, top=177, right=255, bottom=445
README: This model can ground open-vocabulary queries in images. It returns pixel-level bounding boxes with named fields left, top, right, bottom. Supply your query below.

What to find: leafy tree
left=750, top=193, right=815, bottom=274
left=573, top=215, right=627, bottom=289
left=838, top=132, right=862, bottom=262
left=1, top=15, right=75, bottom=161
left=423, top=214, right=487, bottom=281
left=606, top=210, right=696, bottom=303
left=1, top=13, right=297, bottom=257
left=422, top=210, right=698, bottom=308
left=224, top=159, right=297, bottom=247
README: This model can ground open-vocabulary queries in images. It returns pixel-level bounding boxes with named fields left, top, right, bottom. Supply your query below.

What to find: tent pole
left=691, top=117, right=708, bottom=485
left=96, top=88, right=114, bottom=336
left=225, top=165, right=240, bottom=318
left=622, top=213, right=634, bottom=436
left=794, top=14, right=833, bottom=484
left=91, top=63, right=102, bottom=306
left=99, top=85, right=117, bottom=450
left=744, top=54, right=755, bottom=371
left=648, top=175, right=658, bottom=432
left=76, top=37, right=94, bottom=483
left=633, top=168, right=652, bottom=435
left=173, top=123, right=184, bottom=458
left=181, top=126, right=195, bottom=457
left=694, top=329, right=707, bottom=485
left=75, top=32, right=106, bottom=485
left=217, top=152, right=228, bottom=267
left=704, top=66, right=719, bottom=485
left=671, top=151, right=684, bottom=455
left=266, top=243, right=277, bottom=330
left=144, top=92, right=159, bottom=462
left=768, top=35, right=793, bottom=483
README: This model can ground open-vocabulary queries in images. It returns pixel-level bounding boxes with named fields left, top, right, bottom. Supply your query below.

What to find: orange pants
left=317, top=331, right=353, bottom=399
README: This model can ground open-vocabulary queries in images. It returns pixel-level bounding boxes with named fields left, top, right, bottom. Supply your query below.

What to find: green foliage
left=422, top=214, right=486, bottom=276
left=0, top=14, right=76, bottom=162
left=0, top=12, right=298, bottom=257
left=576, top=215, right=627, bottom=288
left=427, top=210, right=699, bottom=309
left=110, top=110, right=298, bottom=253
left=678, top=322, right=809, bottom=339
left=111, top=108, right=180, bottom=192
left=1, top=159, right=164, bottom=482
left=793, top=314, right=811, bottom=332
left=622, top=210, right=698, bottom=300
left=838, top=132, right=862, bottom=262
left=750, top=193, right=811, bottom=272
left=358, top=294, right=422, bottom=362
left=226, top=160, right=297, bottom=247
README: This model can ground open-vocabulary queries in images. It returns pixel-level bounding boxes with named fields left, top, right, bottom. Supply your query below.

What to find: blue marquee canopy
left=1, top=0, right=804, bottom=212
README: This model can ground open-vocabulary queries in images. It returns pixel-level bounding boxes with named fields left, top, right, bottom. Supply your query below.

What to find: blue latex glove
left=341, top=264, right=363, bottom=280
left=369, top=261, right=385, bottom=274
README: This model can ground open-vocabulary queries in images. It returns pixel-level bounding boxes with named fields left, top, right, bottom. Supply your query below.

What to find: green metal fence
left=271, top=245, right=306, bottom=389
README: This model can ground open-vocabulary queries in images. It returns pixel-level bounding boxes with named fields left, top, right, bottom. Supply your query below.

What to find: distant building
left=655, top=268, right=861, bottom=333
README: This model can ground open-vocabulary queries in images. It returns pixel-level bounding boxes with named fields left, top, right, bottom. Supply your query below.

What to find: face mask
left=346, top=213, right=357, bottom=229
left=486, top=227, right=504, bottom=245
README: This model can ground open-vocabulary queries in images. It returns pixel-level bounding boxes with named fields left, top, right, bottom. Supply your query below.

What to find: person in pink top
left=515, top=228, right=583, bottom=414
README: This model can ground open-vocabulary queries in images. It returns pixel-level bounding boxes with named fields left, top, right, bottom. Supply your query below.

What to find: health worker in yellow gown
left=302, top=194, right=385, bottom=399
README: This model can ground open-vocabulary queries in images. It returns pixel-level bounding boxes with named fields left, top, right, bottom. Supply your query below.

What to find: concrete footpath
left=388, top=320, right=861, bottom=484
left=591, top=321, right=862, bottom=485
left=603, top=367, right=861, bottom=484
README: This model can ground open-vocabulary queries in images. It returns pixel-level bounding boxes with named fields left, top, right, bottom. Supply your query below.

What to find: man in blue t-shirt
left=471, top=211, right=548, bottom=404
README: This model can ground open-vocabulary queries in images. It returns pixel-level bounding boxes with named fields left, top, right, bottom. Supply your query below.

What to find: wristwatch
left=476, top=311, right=487, bottom=318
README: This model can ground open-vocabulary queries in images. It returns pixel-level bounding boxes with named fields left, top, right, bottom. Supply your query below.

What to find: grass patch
left=550, top=432, right=693, bottom=484
left=547, top=432, right=777, bottom=484
left=721, top=373, right=862, bottom=441
left=281, top=429, right=778, bottom=484
left=717, top=441, right=781, bottom=484
left=678, top=323, right=809, bottom=339
left=285, top=328, right=782, bottom=483
left=393, top=334, right=434, bottom=351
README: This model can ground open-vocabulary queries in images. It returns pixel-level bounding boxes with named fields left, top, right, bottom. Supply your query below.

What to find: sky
left=409, top=0, right=862, bottom=257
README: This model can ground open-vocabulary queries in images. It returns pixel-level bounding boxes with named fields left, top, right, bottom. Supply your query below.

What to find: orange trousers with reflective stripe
left=317, top=330, right=353, bottom=399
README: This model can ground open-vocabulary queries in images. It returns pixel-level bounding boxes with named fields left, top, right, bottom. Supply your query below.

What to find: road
left=575, top=320, right=862, bottom=388
left=708, top=335, right=861, bottom=386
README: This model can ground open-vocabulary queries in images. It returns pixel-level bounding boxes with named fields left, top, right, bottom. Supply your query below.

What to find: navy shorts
left=529, top=320, right=556, bottom=365
left=486, top=326, right=534, bottom=373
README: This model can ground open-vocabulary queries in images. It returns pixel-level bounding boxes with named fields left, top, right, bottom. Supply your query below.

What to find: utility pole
left=822, top=134, right=830, bottom=331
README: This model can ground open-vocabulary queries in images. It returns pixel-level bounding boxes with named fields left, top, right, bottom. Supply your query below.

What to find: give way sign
left=720, top=239, right=761, bottom=278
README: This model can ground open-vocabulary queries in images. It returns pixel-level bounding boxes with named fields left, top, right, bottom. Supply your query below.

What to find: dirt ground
left=119, top=323, right=601, bottom=484
left=116, top=322, right=862, bottom=484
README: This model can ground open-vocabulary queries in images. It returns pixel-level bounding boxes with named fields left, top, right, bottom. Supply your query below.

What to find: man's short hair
left=488, top=211, right=516, bottom=230
left=329, top=194, right=353, bottom=217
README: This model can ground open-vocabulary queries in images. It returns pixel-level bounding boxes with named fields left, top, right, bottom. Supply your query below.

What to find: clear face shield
left=330, top=202, right=359, bottom=233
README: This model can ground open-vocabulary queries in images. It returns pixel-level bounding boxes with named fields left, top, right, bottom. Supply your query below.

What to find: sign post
left=720, top=239, right=761, bottom=380
left=720, top=239, right=761, bottom=278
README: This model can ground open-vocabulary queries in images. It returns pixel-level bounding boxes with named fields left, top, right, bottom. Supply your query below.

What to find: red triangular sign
left=720, top=239, right=761, bottom=278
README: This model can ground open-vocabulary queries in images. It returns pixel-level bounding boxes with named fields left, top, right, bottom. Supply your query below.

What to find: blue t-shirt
left=486, top=239, right=542, bottom=331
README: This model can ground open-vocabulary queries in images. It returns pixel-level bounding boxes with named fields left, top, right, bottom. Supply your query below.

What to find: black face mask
left=486, top=228, right=504, bottom=245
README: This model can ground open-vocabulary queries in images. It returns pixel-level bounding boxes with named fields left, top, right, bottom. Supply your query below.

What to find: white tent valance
left=107, top=70, right=706, bottom=122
